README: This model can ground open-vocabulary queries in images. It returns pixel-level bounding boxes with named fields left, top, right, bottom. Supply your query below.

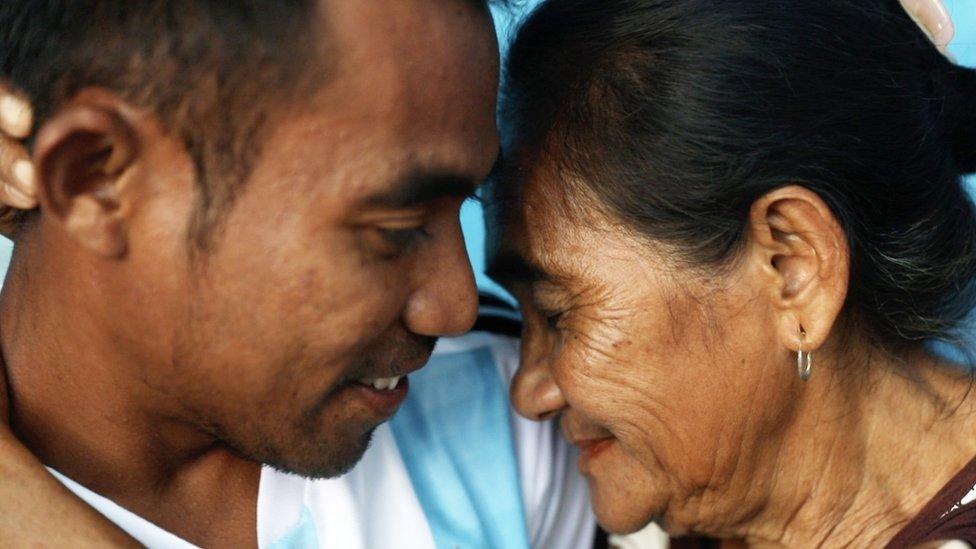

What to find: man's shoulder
left=419, top=294, right=599, bottom=549
left=430, top=293, right=522, bottom=376
left=470, top=292, right=522, bottom=339
left=433, top=292, right=521, bottom=349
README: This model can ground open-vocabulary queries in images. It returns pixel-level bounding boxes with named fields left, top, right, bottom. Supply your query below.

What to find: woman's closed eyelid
left=543, top=310, right=565, bottom=330
left=528, top=296, right=569, bottom=330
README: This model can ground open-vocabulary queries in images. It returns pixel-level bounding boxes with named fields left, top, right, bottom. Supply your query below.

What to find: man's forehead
left=303, top=0, right=500, bottom=186
left=324, top=0, right=498, bottom=91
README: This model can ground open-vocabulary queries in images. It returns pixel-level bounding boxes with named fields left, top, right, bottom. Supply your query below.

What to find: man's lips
left=353, top=375, right=406, bottom=391
left=336, top=352, right=432, bottom=419
left=346, top=346, right=434, bottom=388
left=338, top=375, right=411, bottom=419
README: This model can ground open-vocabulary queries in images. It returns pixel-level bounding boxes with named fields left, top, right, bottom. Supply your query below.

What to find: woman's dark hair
left=499, top=0, right=976, bottom=359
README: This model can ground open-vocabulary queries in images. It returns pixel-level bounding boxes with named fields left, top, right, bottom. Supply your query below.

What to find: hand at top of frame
left=900, top=0, right=956, bottom=55
left=0, top=82, right=38, bottom=237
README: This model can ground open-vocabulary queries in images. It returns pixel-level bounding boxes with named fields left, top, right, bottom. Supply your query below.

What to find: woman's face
left=486, top=173, right=804, bottom=535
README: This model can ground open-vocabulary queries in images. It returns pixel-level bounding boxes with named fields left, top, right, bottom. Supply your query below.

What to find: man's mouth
left=336, top=375, right=411, bottom=419
left=348, top=345, right=432, bottom=392
left=354, top=376, right=404, bottom=391
left=336, top=337, right=435, bottom=416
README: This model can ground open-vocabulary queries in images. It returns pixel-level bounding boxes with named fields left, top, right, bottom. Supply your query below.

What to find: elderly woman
left=485, top=0, right=976, bottom=546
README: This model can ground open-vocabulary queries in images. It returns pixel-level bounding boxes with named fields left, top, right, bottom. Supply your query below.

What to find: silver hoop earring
left=797, top=329, right=813, bottom=381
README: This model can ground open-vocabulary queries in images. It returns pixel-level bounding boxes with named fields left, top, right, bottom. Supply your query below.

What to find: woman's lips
left=573, top=436, right=615, bottom=473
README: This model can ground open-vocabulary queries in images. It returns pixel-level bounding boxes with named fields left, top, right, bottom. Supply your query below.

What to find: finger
left=0, top=83, right=33, bottom=139
left=0, top=134, right=37, bottom=209
left=900, top=0, right=955, bottom=48
left=0, top=207, right=24, bottom=239
left=0, top=356, right=7, bottom=423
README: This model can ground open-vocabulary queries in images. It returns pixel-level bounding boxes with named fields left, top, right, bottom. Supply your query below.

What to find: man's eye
left=379, top=227, right=429, bottom=249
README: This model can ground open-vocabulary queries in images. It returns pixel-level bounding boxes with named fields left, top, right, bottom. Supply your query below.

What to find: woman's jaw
left=546, top=284, right=976, bottom=546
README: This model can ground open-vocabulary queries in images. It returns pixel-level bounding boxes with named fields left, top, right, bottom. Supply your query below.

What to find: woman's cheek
left=555, top=332, right=647, bottom=424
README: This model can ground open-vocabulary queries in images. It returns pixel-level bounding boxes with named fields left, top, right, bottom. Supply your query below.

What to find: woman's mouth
left=573, top=437, right=616, bottom=473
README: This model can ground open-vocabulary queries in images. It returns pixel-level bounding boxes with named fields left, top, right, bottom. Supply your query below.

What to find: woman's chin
left=594, top=507, right=661, bottom=536
left=584, top=443, right=670, bottom=534
left=589, top=480, right=665, bottom=535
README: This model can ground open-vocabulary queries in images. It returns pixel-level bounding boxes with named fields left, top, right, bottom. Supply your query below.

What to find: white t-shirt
left=51, top=328, right=596, bottom=549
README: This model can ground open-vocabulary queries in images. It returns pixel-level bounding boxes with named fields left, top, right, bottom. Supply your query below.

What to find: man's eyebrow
left=486, top=249, right=552, bottom=286
left=363, top=170, right=480, bottom=208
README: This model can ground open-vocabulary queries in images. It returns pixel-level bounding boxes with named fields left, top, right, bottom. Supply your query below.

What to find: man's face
left=121, top=0, right=500, bottom=477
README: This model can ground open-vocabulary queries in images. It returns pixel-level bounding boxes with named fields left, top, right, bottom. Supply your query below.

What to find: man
left=0, top=0, right=594, bottom=546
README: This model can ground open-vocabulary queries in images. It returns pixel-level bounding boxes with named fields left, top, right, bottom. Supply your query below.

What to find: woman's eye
left=541, top=310, right=564, bottom=330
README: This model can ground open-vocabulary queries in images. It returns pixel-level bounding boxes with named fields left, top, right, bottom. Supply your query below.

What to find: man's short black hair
left=0, top=0, right=503, bottom=244
left=1, top=1, right=329, bottom=244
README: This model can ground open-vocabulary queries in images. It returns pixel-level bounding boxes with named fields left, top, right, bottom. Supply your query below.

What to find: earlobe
left=32, top=99, right=138, bottom=258
left=747, top=185, right=850, bottom=353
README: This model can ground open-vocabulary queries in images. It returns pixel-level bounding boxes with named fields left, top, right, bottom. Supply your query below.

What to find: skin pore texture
left=0, top=0, right=499, bottom=546
left=486, top=162, right=976, bottom=547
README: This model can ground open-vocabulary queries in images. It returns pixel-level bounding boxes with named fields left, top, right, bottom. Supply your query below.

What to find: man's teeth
left=361, top=376, right=402, bottom=390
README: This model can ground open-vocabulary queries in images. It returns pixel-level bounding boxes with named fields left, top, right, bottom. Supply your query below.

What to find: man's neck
left=741, top=349, right=976, bottom=548
left=0, top=240, right=261, bottom=546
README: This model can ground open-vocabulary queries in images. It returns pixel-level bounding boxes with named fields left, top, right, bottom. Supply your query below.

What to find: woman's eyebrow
left=486, top=249, right=553, bottom=286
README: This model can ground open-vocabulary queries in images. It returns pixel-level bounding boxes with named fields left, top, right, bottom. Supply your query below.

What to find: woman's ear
left=32, top=91, right=139, bottom=258
left=746, top=185, right=850, bottom=353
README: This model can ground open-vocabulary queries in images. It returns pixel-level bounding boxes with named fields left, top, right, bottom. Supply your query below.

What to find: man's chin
left=255, top=427, right=376, bottom=480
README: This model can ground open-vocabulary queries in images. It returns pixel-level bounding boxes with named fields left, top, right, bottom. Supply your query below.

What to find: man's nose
left=511, top=337, right=566, bottom=421
left=402, top=221, right=478, bottom=337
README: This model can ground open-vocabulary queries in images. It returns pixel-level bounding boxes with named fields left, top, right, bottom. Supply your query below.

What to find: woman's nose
left=511, top=343, right=566, bottom=421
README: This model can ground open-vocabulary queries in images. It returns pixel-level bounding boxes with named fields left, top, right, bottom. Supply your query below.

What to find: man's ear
left=32, top=92, right=139, bottom=258
left=746, top=185, right=850, bottom=353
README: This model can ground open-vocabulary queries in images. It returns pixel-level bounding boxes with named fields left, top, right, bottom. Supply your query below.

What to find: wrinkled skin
left=487, top=171, right=806, bottom=535
left=487, top=163, right=976, bottom=546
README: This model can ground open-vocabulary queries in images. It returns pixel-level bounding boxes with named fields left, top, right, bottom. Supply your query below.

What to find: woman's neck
left=742, top=349, right=976, bottom=548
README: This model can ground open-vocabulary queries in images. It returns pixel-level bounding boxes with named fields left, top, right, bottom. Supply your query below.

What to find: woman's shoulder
left=887, top=456, right=976, bottom=548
